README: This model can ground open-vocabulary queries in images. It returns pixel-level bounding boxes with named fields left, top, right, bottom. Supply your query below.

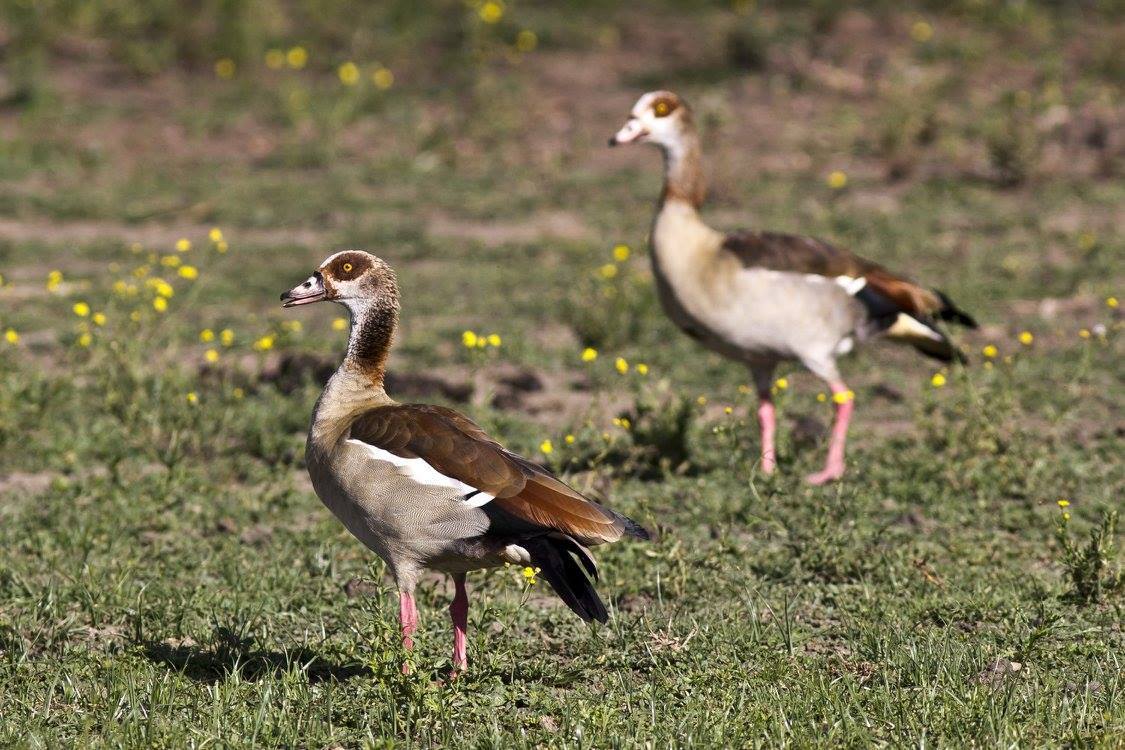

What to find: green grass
left=0, top=1, right=1123, bottom=746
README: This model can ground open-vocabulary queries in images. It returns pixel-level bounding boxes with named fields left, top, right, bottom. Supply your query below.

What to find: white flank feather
left=346, top=439, right=495, bottom=505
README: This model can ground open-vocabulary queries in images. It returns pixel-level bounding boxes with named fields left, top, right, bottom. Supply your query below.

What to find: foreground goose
left=281, top=251, right=649, bottom=673
left=609, top=91, right=976, bottom=484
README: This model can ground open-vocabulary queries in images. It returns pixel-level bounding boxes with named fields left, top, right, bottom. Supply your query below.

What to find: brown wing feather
left=349, top=404, right=626, bottom=542
left=722, top=230, right=940, bottom=316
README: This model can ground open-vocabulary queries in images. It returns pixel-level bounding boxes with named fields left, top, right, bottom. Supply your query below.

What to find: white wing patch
left=887, top=314, right=943, bottom=342
left=346, top=439, right=495, bottom=505
left=833, top=275, right=867, bottom=295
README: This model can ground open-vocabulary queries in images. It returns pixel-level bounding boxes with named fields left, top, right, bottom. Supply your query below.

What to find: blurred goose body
left=281, top=251, right=648, bottom=673
left=610, top=91, right=977, bottom=484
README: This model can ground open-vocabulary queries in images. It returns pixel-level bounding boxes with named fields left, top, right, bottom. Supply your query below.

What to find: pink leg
left=757, top=395, right=777, bottom=475
left=806, top=381, right=854, bottom=485
left=449, top=574, right=469, bottom=675
left=399, top=590, right=418, bottom=674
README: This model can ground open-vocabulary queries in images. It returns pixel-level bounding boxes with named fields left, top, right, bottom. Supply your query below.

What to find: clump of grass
left=1054, top=503, right=1122, bottom=605
left=560, top=245, right=657, bottom=351
left=982, top=94, right=1041, bottom=187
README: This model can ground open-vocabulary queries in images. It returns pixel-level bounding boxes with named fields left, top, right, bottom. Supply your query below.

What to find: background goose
left=281, top=251, right=649, bottom=674
left=609, top=91, right=977, bottom=484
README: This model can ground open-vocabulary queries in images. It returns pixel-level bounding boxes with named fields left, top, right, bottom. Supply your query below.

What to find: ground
left=0, top=1, right=1122, bottom=746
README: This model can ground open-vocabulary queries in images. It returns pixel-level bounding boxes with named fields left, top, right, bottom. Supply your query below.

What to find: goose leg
left=750, top=365, right=777, bottom=475
left=398, top=589, right=419, bottom=673
left=449, top=573, right=469, bottom=674
left=806, top=381, right=853, bottom=485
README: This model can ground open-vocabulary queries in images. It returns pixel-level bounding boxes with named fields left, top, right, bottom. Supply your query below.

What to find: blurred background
left=0, top=1, right=1122, bottom=744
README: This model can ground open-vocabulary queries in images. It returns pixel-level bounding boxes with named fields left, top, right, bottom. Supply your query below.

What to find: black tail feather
left=934, top=290, right=978, bottom=329
left=526, top=536, right=609, bottom=624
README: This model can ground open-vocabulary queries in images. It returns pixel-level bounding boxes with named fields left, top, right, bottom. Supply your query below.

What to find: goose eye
left=343, top=262, right=353, bottom=273
left=653, top=100, right=671, bottom=117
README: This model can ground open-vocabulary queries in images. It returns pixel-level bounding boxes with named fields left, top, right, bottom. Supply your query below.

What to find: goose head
left=608, top=91, right=692, bottom=149
left=281, top=250, right=398, bottom=316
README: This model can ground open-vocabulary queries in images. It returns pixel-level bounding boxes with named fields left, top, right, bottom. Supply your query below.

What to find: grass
left=0, top=1, right=1123, bottom=746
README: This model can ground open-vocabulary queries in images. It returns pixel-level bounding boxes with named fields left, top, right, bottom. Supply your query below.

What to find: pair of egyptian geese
left=280, top=91, right=977, bottom=674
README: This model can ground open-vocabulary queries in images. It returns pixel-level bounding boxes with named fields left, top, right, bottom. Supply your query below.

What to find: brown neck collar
left=342, top=293, right=399, bottom=389
left=660, top=129, right=706, bottom=209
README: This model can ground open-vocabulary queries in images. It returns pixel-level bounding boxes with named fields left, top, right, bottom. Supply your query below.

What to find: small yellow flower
left=47, top=270, right=63, bottom=291
left=154, top=280, right=174, bottom=298
left=774, top=377, right=788, bottom=390
left=186, top=392, right=198, bottom=405
left=738, top=384, right=752, bottom=395
left=338, top=61, right=359, bottom=86
left=910, top=20, right=933, bottom=42
left=598, top=263, right=618, bottom=280
left=200, top=329, right=215, bottom=342
left=724, top=406, right=733, bottom=415
left=515, top=29, right=538, bottom=53
left=265, top=49, right=285, bottom=69
left=132, top=265, right=149, bottom=279
left=204, top=349, right=219, bottom=363
left=1077, top=232, right=1096, bottom=251
left=487, top=333, right=502, bottom=347
left=220, top=329, right=235, bottom=347
left=4, top=329, right=19, bottom=345
left=92, top=312, right=106, bottom=326
left=215, top=240, right=229, bottom=254
left=697, top=395, right=708, bottom=406
left=1018, top=331, right=1034, bottom=346
left=521, top=566, right=539, bottom=585
left=635, top=363, right=649, bottom=375
left=72, top=301, right=91, bottom=318
left=817, top=392, right=827, bottom=402
left=1079, top=328, right=1091, bottom=339
left=161, top=254, right=181, bottom=267
left=232, top=387, right=245, bottom=399
left=982, top=344, right=998, bottom=358
left=286, top=46, right=308, bottom=70
left=371, top=67, right=394, bottom=90
left=930, top=372, right=947, bottom=388
left=1062, top=512, right=1071, bottom=522
left=832, top=390, right=855, bottom=404
left=619, top=417, right=631, bottom=430
left=826, top=170, right=848, bottom=189
left=615, top=357, right=629, bottom=374
left=479, top=0, right=503, bottom=24
left=129, top=310, right=141, bottom=322
left=332, top=317, right=348, bottom=331
left=983, top=361, right=993, bottom=370
left=564, top=434, right=576, bottom=445
left=152, top=297, right=168, bottom=312
left=214, top=58, right=236, bottom=79
left=581, top=347, right=597, bottom=362
left=253, top=335, right=275, bottom=351
left=462, top=330, right=478, bottom=348
left=613, top=244, right=630, bottom=262
left=1108, top=296, right=1119, bottom=309
left=175, top=238, right=191, bottom=252
left=539, top=439, right=554, bottom=454
left=178, top=265, right=199, bottom=280
left=76, top=332, right=93, bottom=347
left=208, top=227, right=224, bottom=243
left=1057, top=499, right=1070, bottom=508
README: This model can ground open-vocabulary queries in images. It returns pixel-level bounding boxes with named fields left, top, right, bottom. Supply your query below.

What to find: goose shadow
left=140, top=627, right=371, bottom=684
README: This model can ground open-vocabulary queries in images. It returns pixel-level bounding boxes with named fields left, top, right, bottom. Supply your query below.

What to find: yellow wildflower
left=332, top=317, right=348, bottom=331
left=214, top=58, right=236, bottom=79
left=132, top=265, right=149, bottom=279
left=982, top=344, right=998, bottom=358
left=281, top=320, right=302, bottom=333
left=487, top=333, right=502, bottom=347
left=774, top=377, right=788, bottom=390
left=208, top=227, right=223, bottom=243
left=817, top=392, right=827, bottom=402
left=598, top=263, right=618, bottom=280
left=4, top=329, right=19, bottom=345
left=826, top=170, right=848, bottom=189
left=1018, top=331, right=1034, bottom=346
left=1079, top=328, right=1090, bottom=339
left=516, top=29, right=538, bottom=53
left=1057, top=499, right=1070, bottom=508
left=930, top=373, right=946, bottom=388
left=539, top=439, right=554, bottom=454
left=462, top=330, right=478, bottom=348
left=564, top=434, right=576, bottom=445
left=1077, top=232, right=1096, bottom=251
left=254, top=335, right=275, bottom=351
left=635, top=363, right=649, bottom=375
left=152, top=297, right=168, bottom=312
left=215, top=240, right=229, bottom=254
left=129, top=310, right=141, bottom=322
left=265, top=49, right=285, bottom=69
left=154, top=280, right=174, bottom=298
left=1108, top=296, right=1119, bottom=309
left=178, top=265, right=199, bottom=280
left=175, top=238, right=191, bottom=253
left=220, top=329, right=235, bottom=347
left=1062, top=512, right=1071, bottom=522
left=738, top=384, right=752, bottom=395
left=47, top=270, right=63, bottom=291
left=200, top=328, right=215, bottom=343
left=615, top=357, right=629, bottom=374
left=521, top=566, right=540, bottom=585
left=613, top=244, right=630, bottom=262
left=287, top=46, right=308, bottom=69
left=77, top=332, right=92, bottom=347
left=186, top=392, right=198, bottom=405
left=697, top=395, right=708, bottom=406
left=338, top=62, right=359, bottom=86
left=92, top=312, right=107, bottom=326
left=371, top=67, right=394, bottom=90
left=910, top=20, right=933, bottom=42
left=204, top=349, right=219, bottom=363
left=72, top=301, right=91, bottom=318
left=479, top=0, right=503, bottom=23
left=581, top=347, right=597, bottom=362
left=161, top=254, right=181, bottom=267
left=724, top=406, right=733, bottom=415
left=832, top=390, right=855, bottom=404
left=232, top=387, right=245, bottom=399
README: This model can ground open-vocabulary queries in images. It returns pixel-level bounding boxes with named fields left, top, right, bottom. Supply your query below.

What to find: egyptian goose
left=609, top=91, right=977, bottom=484
left=280, top=251, right=649, bottom=673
